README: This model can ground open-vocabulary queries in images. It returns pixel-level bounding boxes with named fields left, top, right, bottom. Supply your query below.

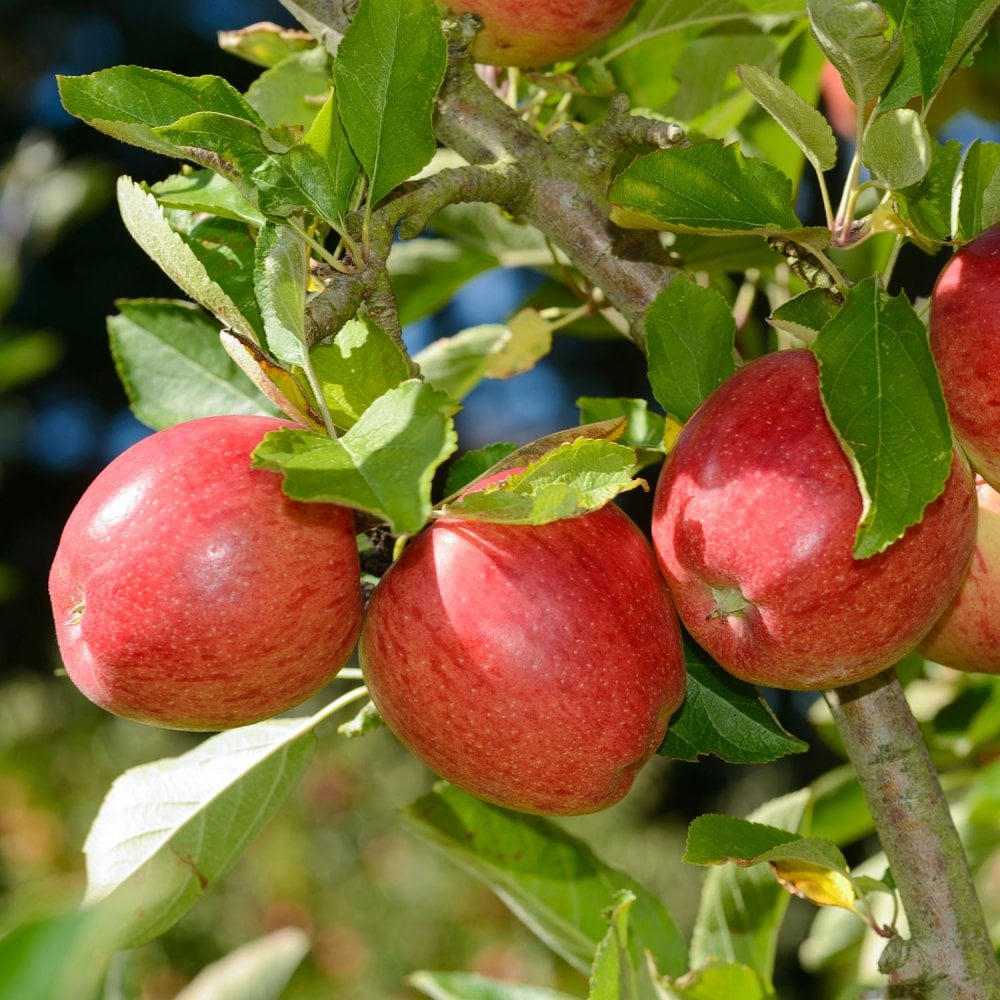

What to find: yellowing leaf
left=220, top=330, right=322, bottom=429
left=769, top=860, right=860, bottom=912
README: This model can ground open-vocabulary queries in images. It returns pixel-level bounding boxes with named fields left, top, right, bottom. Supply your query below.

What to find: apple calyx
left=708, top=585, right=750, bottom=620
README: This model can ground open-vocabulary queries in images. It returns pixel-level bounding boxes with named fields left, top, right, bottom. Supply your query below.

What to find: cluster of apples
left=48, top=224, right=1000, bottom=817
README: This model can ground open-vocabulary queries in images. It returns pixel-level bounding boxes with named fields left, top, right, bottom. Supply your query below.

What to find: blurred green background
left=3, top=3, right=999, bottom=998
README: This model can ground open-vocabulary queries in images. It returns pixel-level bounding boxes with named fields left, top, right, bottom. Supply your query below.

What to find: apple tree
left=13, top=0, right=1000, bottom=996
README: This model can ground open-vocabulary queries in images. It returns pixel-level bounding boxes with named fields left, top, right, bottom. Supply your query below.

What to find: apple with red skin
left=930, top=222, right=1000, bottom=491
left=49, top=415, right=363, bottom=731
left=359, top=477, right=686, bottom=815
left=920, top=477, right=1000, bottom=674
left=441, top=0, right=637, bottom=68
left=651, top=349, right=977, bottom=691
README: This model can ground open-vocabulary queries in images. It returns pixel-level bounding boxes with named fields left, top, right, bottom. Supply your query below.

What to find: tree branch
left=827, top=670, right=1000, bottom=999
left=431, top=45, right=680, bottom=350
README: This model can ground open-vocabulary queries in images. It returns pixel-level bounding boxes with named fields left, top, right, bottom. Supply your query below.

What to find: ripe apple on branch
left=30, top=0, right=1000, bottom=997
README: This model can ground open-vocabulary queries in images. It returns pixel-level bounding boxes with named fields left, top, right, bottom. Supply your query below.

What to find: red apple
left=441, top=0, right=637, bottom=68
left=358, top=486, right=686, bottom=815
left=930, top=222, right=1000, bottom=491
left=48, top=415, right=363, bottom=730
left=651, top=349, right=977, bottom=691
left=920, top=477, right=1000, bottom=674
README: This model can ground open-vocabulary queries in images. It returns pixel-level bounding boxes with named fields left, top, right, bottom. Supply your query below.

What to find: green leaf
left=658, top=637, right=808, bottom=764
left=589, top=891, right=638, bottom=1000
left=408, top=971, right=578, bottom=1000
left=646, top=278, right=737, bottom=422
left=658, top=961, right=774, bottom=1000
left=812, top=278, right=953, bottom=557
left=954, top=140, right=1000, bottom=244
left=402, top=782, right=688, bottom=979
left=309, top=315, right=412, bottom=428
left=688, top=820, right=861, bottom=914
left=253, top=92, right=362, bottom=225
left=83, top=714, right=326, bottom=947
left=443, top=443, right=520, bottom=496
left=252, top=379, right=458, bottom=534
left=57, top=67, right=265, bottom=159
left=414, top=312, right=553, bottom=402
left=173, top=928, right=311, bottom=1000
left=0, top=903, right=133, bottom=1000
left=768, top=288, right=841, bottom=343
left=0, top=330, right=62, bottom=393
left=108, top=299, right=275, bottom=429
left=388, top=239, right=498, bottom=327
left=738, top=63, right=837, bottom=174
left=150, top=169, right=266, bottom=226
left=334, top=0, right=447, bottom=204
left=115, top=176, right=259, bottom=341
left=881, top=0, right=1000, bottom=109
left=685, top=816, right=801, bottom=867
left=155, top=113, right=278, bottom=192
left=254, top=222, right=309, bottom=367
left=245, top=46, right=331, bottom=130
left=862, top=109, right=932, bottom=190
left=217, top=22, right=316, bottom=68
left=170, top=211, right=264, bottom=338
left=437, top=439, right=641, bottom=525
left=806, top=0, right=902, bottom=109
left=688, top=791, right=812, bottom=986
left=610, top=142, right=810, bottom=238
left=576, top=397, right=668, bottom=453
left=893, top=137, right=963, bottom=246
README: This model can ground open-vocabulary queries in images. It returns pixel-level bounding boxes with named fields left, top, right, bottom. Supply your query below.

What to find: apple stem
left=825, top=669, right=1000, bottom=999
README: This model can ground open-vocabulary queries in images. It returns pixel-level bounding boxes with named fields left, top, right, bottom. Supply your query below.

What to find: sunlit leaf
left=252, top=379, right=458, bottom=534
left=738, top=63, right=837, bottom=174
left=173, top=927, right=310, bottom=1000
left=57, top=68, right=265, bottom=159
left=812, top=278, right=953, bottom=557
left=334, top=0, right=447, bottom=204
left=310, top=316, right=412, bottom=428
left=409, top=971, right=577, bottom=1000
left=83, top=715, right=329, bottom=947
left=116, top=176, right=258, bottom=341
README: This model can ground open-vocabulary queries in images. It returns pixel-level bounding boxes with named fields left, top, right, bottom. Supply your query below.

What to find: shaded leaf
left=657, top=961, right=774, bottom=1000
left=807, top=0, right=902, bottom=109
left=689, top=791, right=811, bottom=987
left=402, top=783, right=688, bottom=979
left=658, top=637, right=808, bottom=764
left=245, top=46, right=330, bottom=130
left=862, top=109, right=932, bottom=190
left=646, top=278, right=737, bottom=422
left=443, top=443, right=520, bottom=497
left=150, top=169, right=266, bottom=226
left=768, top=288, right=841, bottom=343
left=109, top=299, right=275, bottom=429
